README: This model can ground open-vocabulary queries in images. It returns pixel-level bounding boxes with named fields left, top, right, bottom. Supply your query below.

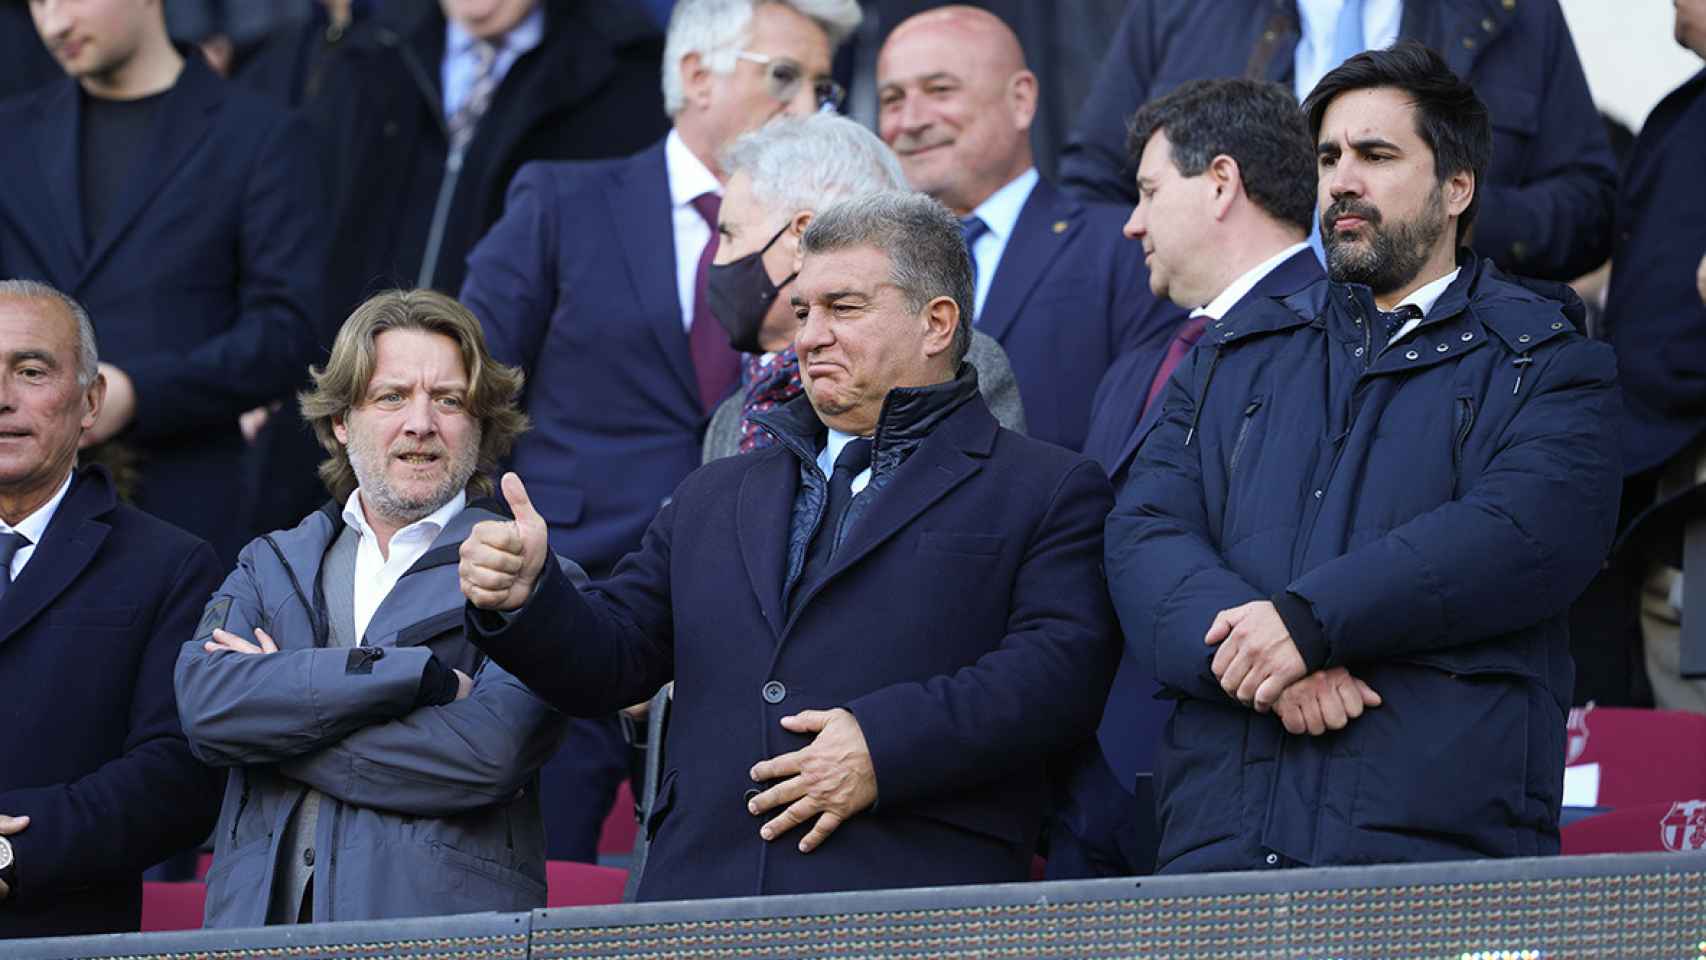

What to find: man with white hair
left=702, top=112, right=1026, bottom=460
left=459, top=0, right=861, bottom=861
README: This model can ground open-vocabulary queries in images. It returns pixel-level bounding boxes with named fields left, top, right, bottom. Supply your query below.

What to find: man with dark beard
left=1103, top=42, right=1622, bottom=872
left=176, top=290, right=584, bottom=926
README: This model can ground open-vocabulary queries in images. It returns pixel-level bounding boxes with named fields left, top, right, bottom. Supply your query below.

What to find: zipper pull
left=1511, top=354, right=1533, bottom=395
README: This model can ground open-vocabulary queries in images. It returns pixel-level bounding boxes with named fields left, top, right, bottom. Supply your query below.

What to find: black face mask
left=707, top=222, right=797, bottom=354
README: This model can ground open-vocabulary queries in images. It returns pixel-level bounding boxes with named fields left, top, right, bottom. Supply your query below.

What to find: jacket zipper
left=1228, top=399, right=1263, bottom=474
left=1451, top=396, right=1476, bottom=482
left=1184, top=348, right=1225, bottom=447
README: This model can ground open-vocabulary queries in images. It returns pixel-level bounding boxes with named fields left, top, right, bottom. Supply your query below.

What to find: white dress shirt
left=818, top=428, right=874, bottom=496
left=665, top=128, right=723, bottom=332
left=1193, top=242, right=1312, bottom=322
left=341, top=489, right=467, bottom=644
left=1387, top=267, right=1461, bottom=344
left=0, top=469, right=73, bottom=580
left=963, top=167, right=1040, bottom=319
left=441, top=6, right=546, bottom=120
left=1293, top=0, right=1402, bottom=101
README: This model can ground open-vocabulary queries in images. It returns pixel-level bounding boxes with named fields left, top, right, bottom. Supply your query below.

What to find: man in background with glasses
left=457, top=0, right=860, bottom=866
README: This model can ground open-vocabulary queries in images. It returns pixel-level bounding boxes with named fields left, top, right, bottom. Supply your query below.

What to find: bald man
left=875, top=6, right=1180, bottom=452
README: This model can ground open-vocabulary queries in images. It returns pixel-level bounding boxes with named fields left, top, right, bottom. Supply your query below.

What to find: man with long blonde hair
left=176, top=290, right=586, bottom=926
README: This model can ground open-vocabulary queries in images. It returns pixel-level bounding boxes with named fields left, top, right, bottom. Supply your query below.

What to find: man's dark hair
left=1126, top=78, right=1316, bottom=234
left=1302, top=41, right=1492, bottom=245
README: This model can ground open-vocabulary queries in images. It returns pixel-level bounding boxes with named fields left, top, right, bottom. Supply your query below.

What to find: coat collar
left=0, top=465, right=118, bottom=645
left=749, top=363, right=988, bottom=469
left=977, top=177, right=1081, bottom=344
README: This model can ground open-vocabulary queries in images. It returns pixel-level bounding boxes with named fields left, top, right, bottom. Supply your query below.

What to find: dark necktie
left=960, top=215, right=990, bottom=296
left=688, top=191, right=740, bottom=414
left=0, top=531, right=30, bottom=601
left=795, top=437, right=874, bottom=605
left=1377, top=304, right=1424, bottom=342
left=1140, top=313, right=1210, bottom=421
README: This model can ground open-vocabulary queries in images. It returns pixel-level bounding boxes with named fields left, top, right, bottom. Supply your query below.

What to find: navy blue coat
left=470, top=395, right=1121, bottom=900
left=1060, top=0, right=1616, bottom=282
left=461, top=141, right=707, bottom=577
left=0, top=55, right=328, bottom=562
left=1105, top=256, right=1620, bottom=872
left=979, top=177, right=1178, bottom=451
left=0, top=467, right=223, bottom=939
left=1607, top=69, right=1706, bottom=477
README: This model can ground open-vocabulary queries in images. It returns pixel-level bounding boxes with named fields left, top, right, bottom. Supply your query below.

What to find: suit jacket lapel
left=29, top=80, right=88, bottom=272
left=0, top=475, right=112, bottom=647
left=606, top=141, right=701, bottom=410
left=80, top=54, right=222, bottom=286
left=978, top=178, right=1079, bottom=345
left=736, top=451, right=796, bottom=640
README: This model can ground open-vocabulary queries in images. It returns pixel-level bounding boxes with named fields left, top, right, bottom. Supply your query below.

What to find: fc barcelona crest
left=1659, top=800, right=1706, bottom=852
left=1566, top=703, right=1593, bottom=765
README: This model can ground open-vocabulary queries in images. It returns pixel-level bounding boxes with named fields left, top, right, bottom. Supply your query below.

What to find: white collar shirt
left=441, top=6, right=546, bottom=120
left=964, top=167, right=1040, bottom=319
left=341, top=489, right=466, bottom=644
left=0, top=469, right=72, bottom=580
left=1192, top=242, right=1312, bottom=321
left=1387, top=267, right=1461, bottom=344
left=1294, top=0, right=1403, bottom=101
left=817, top=428, right=874, bottom=497
left=665, top=128, right=724, bottom=332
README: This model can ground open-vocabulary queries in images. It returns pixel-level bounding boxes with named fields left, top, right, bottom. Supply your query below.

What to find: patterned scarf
left=739, top=347, right=804, bottom=453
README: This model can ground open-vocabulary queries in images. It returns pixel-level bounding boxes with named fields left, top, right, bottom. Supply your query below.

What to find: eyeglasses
left=736, top=51, right=846, bottom=111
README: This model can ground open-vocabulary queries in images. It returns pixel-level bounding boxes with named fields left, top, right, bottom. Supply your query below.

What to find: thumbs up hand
left=461, top=472, right=551, bottom=611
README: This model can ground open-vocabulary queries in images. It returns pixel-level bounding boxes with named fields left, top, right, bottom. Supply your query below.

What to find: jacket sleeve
left=1469, top=9, right=1616, bottom=282
left=274, top=659, right=569, bottom=817
left=1104, top=348, right=1266, bottom=702
left=1285, top=339, right=1620, bottom=667
left=842, top=460, right=1122, bottom=808
left=459, top=163, right=559, bottom=381
left=174, top=546, right=438, bottom=766
left=467, top=502, right=678, bottom=716
left=0, top=542, right=225, bottom=901
left=1057, top=0, right=1152, bottom=206
left=122, top=109, right=329, bottom=441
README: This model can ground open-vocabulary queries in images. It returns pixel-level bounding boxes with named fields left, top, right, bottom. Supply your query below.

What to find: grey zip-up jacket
left=175, top=497, right=583, bottom=927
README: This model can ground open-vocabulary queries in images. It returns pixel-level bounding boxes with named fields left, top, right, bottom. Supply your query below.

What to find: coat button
left=1404, top=350, right=1419, bottom=360
left=743, top=788, right=761, bottom=807
left=1313, top=489, right=1323, bottom=499
left=762, top=681, right=786, bottom=704
left=1265, top=853, right=1279, bottom=865
left=1550, top=321, right=1564, bottom=330
left=1353, top=346, right=1364, bottom=357
left=1518, top=334, right=1532, bottom=343
left=1436, top=343, right=1449, bottom=353
left=1461, top=332, right=1474, bottom=342
left=303, top=848, right=315, bottom=866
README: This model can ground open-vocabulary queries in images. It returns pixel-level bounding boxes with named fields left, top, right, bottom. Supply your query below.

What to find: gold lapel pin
left=1052, top=220, right=1068, bottom=234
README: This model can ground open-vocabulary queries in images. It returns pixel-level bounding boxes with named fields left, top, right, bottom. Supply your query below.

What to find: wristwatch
left=0, top=835, right=15, bottom=891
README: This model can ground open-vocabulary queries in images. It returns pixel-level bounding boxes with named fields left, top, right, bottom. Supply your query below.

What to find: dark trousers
left=1045, top=744, right=1159, bottom=879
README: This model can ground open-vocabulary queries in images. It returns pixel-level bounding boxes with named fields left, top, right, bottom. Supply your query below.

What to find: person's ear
left=81, top=371, right=107, bottom=431
left=1008, top=69, right=1038, bottom=132
left=1205, top=154, right=1242, bottom=221
left=789, top=209, right=814, bottom=244
left=332, top=415, right=349, bottom=446
left=922, top=295, right=959, bottom=360
left=1442, top=169, right=1474, bottom=219
left=680, top=51, right=714, bottom=112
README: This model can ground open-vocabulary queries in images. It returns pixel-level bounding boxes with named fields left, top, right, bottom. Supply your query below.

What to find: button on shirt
left=0, top=470, right=72, bottom=580
left=1386, top=268, right=1460, bottom=345
left=441, top=6, right=545, bottom=121
left=1293, top=0, right=1402, bottom=101
left=817, top=429, right=874, bottom=496
left=962, top=167, right=1040, bottom=319
left=341, top=489, right=466, bottom=644
left=666, top=128, right=724, bottom=333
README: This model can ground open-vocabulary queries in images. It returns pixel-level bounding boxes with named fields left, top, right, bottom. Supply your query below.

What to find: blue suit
left=459, top=139, right=698, bottom=862
left=1607, top=69, right=1706, bottom=478
left=469, top=393, right=1121, bottom=900
left=1053, top=248, right=1323, bottom=878
left=0, top=467, right=223, bottom=939
left=978, top=177, right=1179, bottom=451
left=0, top=55, right=329, bottom=562
left=1060, top=0, right=1616, bottom=283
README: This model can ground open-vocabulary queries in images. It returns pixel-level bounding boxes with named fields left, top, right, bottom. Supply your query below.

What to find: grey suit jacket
left=703, top=330, right=1029, bottom=463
